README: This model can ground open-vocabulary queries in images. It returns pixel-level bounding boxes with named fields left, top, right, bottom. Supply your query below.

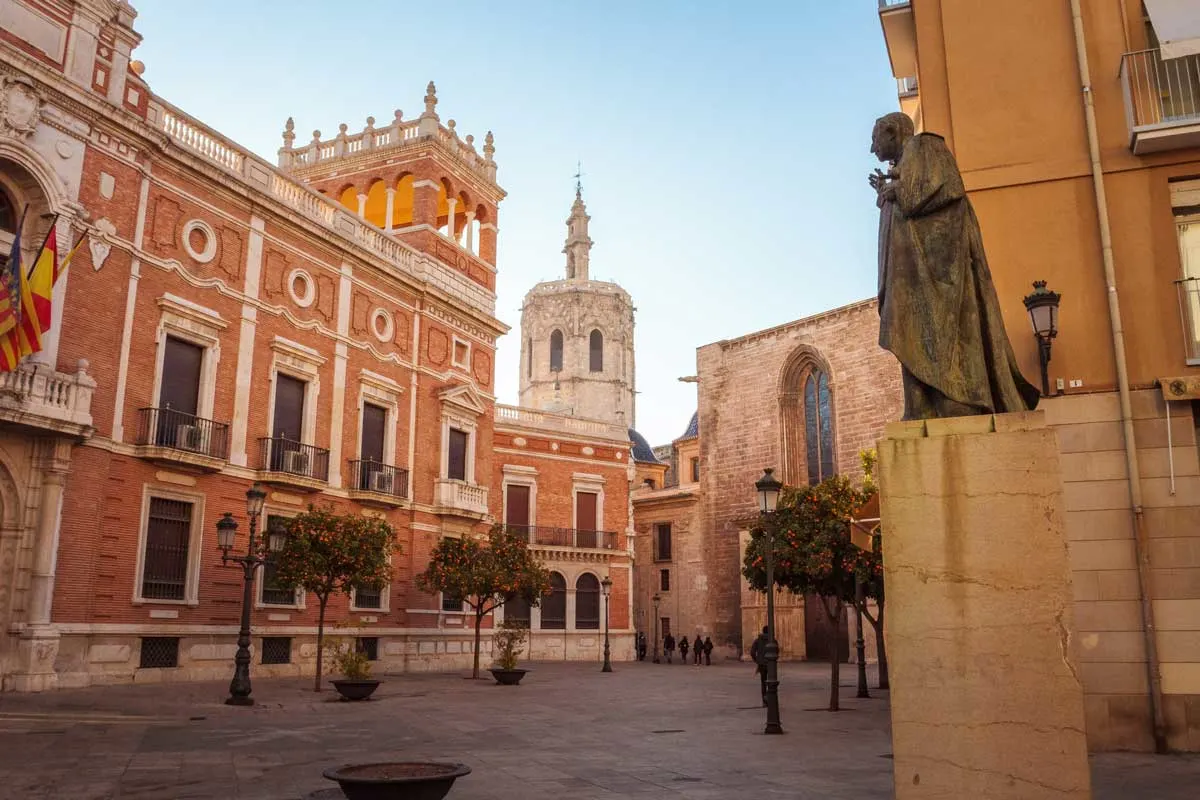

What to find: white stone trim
left=356, top=375, right=401, bottom=468
left=267, top=337, right=324, bottom=446
left=571, top=476, right=605, bottom=535
left=111, top=174, right=152, bottom=443
left=371, top=307, right=394, bottom=343
left=255, top=508, right=305, bottom=609
left=350, top=580, right=391, bottom=613
left=151, top=295, right=225, bottom=420
left=131, top=484, right=206, bottom=606
left=180, top=218, right=217, bottom=264
left=501, top=466, right=538, bottom=528
left=287, top=267, right=315, bottom=308
left=451, top=335, right=471, bottom=370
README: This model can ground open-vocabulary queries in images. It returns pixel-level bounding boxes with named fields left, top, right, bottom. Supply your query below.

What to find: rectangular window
left=447, top=428, right=468, bottom=481
left=660, top=569, right=670, bottom=592
left=575, top=490, right=598, bottom=531
left=654, top=523, right=672, bottom=562
left=453, top=339, right=470, bottom=369
left=139, top=637, right=180, bottom=668
left=442, top=593, right=464, bottom=612
left=260, top=515, right=297, bottom=606
left=660, top=617, right=671, bottom=637
left=1176, top=219, right=1200, bottom=363
left=159, top=336, right=203, bottom=416
left=261, top=637, right=292, bottom=665
left=273, top=373, right=306, bottom=441
left=505, top=483, right=531, bottom=534
left=356, top=637, right=379, bottom=661
left=690, top=457, right=700, bottom=482
left=360, top=403, right=387, bottom=462
left=141, top=498, right=193, bottom=601
left=354, top=584, right=383, bottom=610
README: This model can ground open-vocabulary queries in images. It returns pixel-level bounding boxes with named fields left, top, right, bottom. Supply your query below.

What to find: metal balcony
left=258, top=436, right=330, bottom=490
left=135, top=407, right=230, bottom=470
left=1121, top=49, right=1200, bottom=154
left=507, top=525, right=619, bottom=551
left=348, top=459, right=409, bottom=507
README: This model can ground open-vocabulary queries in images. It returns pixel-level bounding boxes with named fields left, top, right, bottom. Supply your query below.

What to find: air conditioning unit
left=282, top=450, right=310, bottom=475
left=175, top=424, right=207, bottom=453
left=369, top=471, right=394, bottom=494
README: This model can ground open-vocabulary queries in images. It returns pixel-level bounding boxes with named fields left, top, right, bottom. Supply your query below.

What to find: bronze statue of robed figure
left=870, top=112, right=1040, bottom=421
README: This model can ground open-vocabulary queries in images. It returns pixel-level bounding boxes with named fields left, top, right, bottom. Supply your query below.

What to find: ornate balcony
left=0, top=359, right=95, bottom=440
left=508, top=525, right=619, bottom=551
left=348, top=459, right=410, bottom=508
left=258, top=436, right=329, bottom=491
left=1121, top=49, right=1200, bottom=154
left=134, top=407, right=230, bottom=471
left=435, top=479, right=489, bottom=517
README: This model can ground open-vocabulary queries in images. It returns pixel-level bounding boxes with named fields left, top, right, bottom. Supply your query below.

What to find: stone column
left=878, top=412, right=1091, bottom=799
left=12, top=441, right=71, bottom=692
left=446, top=198, right=457, bottom=241
left=385, top=187, right=395, bottom=233
left=464, top=211, right=476, bottom=253
left=356, top=192, right=368, bottom=220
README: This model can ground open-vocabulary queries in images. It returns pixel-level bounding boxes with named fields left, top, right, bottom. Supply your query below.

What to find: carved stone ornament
left=89, top=218, right=117, bottom=271
left=0, top=77, right=42, bottom=139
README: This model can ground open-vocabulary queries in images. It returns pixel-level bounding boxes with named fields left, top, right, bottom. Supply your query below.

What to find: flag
left=25, top=222, right=56, bottom=337
left=0, top=206, right=27, bottom=371
left=15, top=252, right=42, bottom=360
left=57, top=233, right=85, bottom=282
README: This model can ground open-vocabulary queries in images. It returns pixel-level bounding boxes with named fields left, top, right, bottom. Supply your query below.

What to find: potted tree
left=323, top=761, right=472, bottom=800
left=489, top=620, right=529, bottom=685
left=330, top=638, right=380, bottom=701
left=416, top=524, right=551, bottom=679
left=272, top=505, right=397, bottom=692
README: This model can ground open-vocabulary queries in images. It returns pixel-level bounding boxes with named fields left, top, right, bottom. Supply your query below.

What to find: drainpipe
left=1069, top=0, right=1167, bottom=753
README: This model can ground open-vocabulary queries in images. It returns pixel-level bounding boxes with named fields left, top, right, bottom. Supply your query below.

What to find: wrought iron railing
left=258, top=436, right=330, bottom=482
left=136, top=407, right=230, bottom=460
left=1121, top=49, right=1200, bottom=130
left=506, top=525, right=619, bottom=550
left=348, top=459, right=409, bottom=498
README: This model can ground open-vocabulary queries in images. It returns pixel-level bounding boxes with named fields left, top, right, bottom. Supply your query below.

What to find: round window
left=371, top=308, right=394, bottom=343
left=288, top=268, right=315, bottom=308
left=181, top=219, right=217, bottom=264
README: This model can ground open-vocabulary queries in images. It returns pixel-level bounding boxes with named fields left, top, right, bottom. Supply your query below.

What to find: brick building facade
left=0, top=0, right=632, bottom=692
left=633, top=299, right=902, bottom=662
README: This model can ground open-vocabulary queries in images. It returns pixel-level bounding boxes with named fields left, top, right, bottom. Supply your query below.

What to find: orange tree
left=272, top=506, right=397, bottom=691
left=416, top=524, right=552, bottom=679
left=742, top=472, right=880, bottom=711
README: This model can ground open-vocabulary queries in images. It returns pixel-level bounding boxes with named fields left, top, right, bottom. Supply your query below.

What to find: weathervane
left=573, top=160, right=585, bottom=195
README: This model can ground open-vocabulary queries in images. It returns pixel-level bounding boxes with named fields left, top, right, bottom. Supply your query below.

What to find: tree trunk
left=822, top=596, right=842, bottom=712
left=314, top=594, right=329, bottom=692
left=873, top=600, right=889, bottom=690
left=473, top=606, right=484, bottom=679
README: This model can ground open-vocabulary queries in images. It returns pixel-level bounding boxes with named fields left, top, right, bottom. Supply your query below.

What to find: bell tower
left=519, top=184, right=636, bottom=427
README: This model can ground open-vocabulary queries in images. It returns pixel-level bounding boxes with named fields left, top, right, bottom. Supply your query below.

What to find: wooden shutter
left=272, top=374, right=306, bottom=441
left=160, top=336, right=203, bottom=416
left=575, top=491, right=598, bottom=531
left=505, top=484, right=530, bottom=527
left=447, top=428, right=468, bottom=481
left=360, top=403, right=386, bottom=462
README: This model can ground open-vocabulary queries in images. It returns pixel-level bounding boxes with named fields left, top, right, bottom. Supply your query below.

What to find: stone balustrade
left=0, top=359, right=95, bottom=438
left=495, top=404, right=629, bottom=442
left=435, top=479, right=489, bottom=516
left=146, top=98, right=496, bottom=317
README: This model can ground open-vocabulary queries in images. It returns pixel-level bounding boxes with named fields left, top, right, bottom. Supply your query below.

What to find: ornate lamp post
left=652, top=592, right=661, bottom=664
left=854, top=578, right=870, bottom=699
left=601, top=575, right=613, bottom=672
left=216, top=483, right=286, bottom=706
left=755, top=467, right=784, bottom=735
left=1022, top=280, right=1062, bottom=396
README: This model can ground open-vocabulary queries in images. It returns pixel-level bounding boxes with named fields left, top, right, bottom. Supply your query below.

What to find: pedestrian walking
left=636, top=632, right=647, bottom=661
left=692, top=634, right=703, bottom=665
left=679, top=635, right=689, bottom=664
left=703, top=636, right=714, bottom=666
left=664, top=632, right=676, bottom=664
left=750, top=626, right=768, bottom=706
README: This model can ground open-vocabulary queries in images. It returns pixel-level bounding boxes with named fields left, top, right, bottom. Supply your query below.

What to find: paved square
left=0, top=661, right=1195, bottom=799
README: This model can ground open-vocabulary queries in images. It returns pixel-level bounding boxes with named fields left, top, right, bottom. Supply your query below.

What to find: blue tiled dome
left=681, top=411, right=699, bottom=440
left=628, top=428, right=661, bottom=464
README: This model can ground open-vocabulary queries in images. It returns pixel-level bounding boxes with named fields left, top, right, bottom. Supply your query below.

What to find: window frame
left=540, top=571, right=567, bottom=630
left=574, top=572, right=601, bottom=630
left=660, top=568, right=671, bottom=592
left=451, top=336, right=471, bottom=370
left=589, top=329, right=603, bottom=372
left=654, top=522, right=672, bottom=562
left=132, top=486, right=206, bottom=606
left=256, top=511, right=305, bottom=609
left=151, top=294, right=226, bottom=424
left=267, top=337, right=325, bottom=448
left=502, top=464, right=539, bottom=531
left=441, top=592, right=465, bottom=613
left=549, top=329, right=564, bottom=372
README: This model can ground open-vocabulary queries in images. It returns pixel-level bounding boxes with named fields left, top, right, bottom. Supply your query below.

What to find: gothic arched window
left=549, top=330, right=563, bottom=372
left=589, top=329, right=603, bottom=372
left=804, top=370, right=835, bottom=485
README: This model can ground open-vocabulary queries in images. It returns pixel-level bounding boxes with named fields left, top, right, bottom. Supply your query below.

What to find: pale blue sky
left=134, top=1, right=898, bottom=446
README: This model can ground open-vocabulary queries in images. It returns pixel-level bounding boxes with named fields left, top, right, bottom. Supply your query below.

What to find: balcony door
left=271, top=374, right=306, bottom=470
left=505, top=484, right=531, bottom=540
left=359, top=403, right=387, bottom=490
left=575, top=490, right=598, bottom=547
left=157, top=337, right=203, bottom=448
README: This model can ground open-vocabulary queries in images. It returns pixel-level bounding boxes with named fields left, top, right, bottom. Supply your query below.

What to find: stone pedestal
left=877, top=412, right=1091, bottom=799
left=8, top=627, right=60, bottom=692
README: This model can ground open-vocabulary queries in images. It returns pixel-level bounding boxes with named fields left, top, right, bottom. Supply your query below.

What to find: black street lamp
left=1022, top=280, right=1062, bottom=397
left=601, top=575, right=613, bottom=673
left=652, top=593, right=661, bottom=664
left=855, top=578, right=870, bottom=699
left=755, top=467, right=784, bottom=735
left=216, top=483, right=286, bottom=706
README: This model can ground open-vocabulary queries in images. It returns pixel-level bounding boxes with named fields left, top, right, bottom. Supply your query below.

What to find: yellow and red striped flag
left=0, top=206, right=26, bottom=371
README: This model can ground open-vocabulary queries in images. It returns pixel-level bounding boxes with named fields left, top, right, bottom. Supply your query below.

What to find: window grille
left=541, top=573, right=566, bottom=629
left=355, top=584, right=383, bottom=610
left=655, top=523, right=672, bottom=561
left=505, top=593, right=531, bottom=627
left=660, top=569, right=670, bottom=592
left=261, top=516, right=297, bottom=605
left=139, top=637, right=180, bottom=668
left=575, top=574, right=600, bottom=630
left=442, top=593, right=464, bottom=612
left=261, top=637, right=292, bottom=665
left=356, top=637, right=379, bottom=661
left=141, top=498, right=192, bottom=600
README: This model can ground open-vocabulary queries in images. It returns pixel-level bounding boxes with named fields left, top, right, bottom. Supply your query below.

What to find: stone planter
left=331, top=679, right=381, bottom=701
left=488, top=668, right=526, bottom=686
left=323, top=762, right=471, bottom=800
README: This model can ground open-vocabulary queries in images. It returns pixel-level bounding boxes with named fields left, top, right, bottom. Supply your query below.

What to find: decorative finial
left=424, top=81, right=438, bottom=115
left=573, top=160, right=585, bottom=197
left=394, top=109, right=403, bottom=122
left=338, top=122, right=348, bottom=134
left=483, top=131, right=495, bottom=161
left=365, top=115, right=375, bottom=127
left=311, top=130, right=321, bottom=144
left=282, top=117, right=295, bottom=147
left=465, top=134, right=475, bottom=152
left=447, top=119, right=457, bottom=137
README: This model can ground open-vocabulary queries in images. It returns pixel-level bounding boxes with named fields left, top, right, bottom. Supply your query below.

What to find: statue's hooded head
left=871, top=112, right=915, bottom=164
